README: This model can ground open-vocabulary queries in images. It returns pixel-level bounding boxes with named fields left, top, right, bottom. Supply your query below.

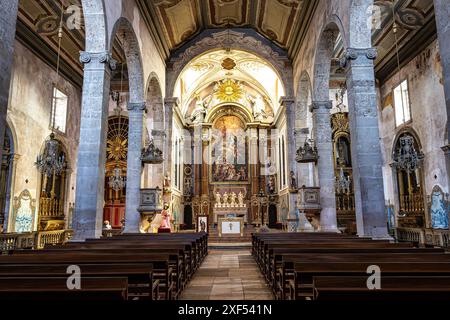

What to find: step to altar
left=207, top=224, right=255, bottom=244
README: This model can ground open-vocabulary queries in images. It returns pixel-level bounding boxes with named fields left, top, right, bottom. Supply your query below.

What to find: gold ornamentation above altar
left=215, top=79, right=243, bottom=103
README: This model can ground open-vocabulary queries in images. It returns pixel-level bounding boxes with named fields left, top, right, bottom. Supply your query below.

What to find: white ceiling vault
left=136, top=0, right=318, bottom=60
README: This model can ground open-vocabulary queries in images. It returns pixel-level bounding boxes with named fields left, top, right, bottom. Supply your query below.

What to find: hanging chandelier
left=335, top=167, right=351, bottom=195
left=392, top=134, right=424, bottom=173
left=108, top=167, right=126, bottom=192
left=35, top=133, right=67, bottom=177
left=35, top=1, right=67, bottom=177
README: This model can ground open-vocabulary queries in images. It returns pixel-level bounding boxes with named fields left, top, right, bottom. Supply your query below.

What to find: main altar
left=213, top=189, right=248, bottom=223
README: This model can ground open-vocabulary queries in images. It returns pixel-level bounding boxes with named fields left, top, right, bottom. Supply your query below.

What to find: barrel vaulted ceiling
left=136, top=0, right=318, bottom=59
left=15, top=0, right=437, bottom=88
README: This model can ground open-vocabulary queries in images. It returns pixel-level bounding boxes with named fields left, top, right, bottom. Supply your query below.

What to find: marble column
left=434, top=0, right=450, bottom=190
left=310, top=101, right=338, bottom=232
left=342, top=48, right=390, bottom=239
left=123, top=102, right=146, bottom=233
left=72, top=52, right=115, bottom=240
left=0, top=0, right=19, bottom=163
left=280, top=97, right=299, bottom=216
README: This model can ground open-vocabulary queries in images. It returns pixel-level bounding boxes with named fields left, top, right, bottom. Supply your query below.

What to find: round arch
left=312, top=17, right=347, bottom=101
left=110, top=17, right=145, bottom=104
left=205, top=103, right=254, bottom=125
left=166, top=30, right=294, bottom=98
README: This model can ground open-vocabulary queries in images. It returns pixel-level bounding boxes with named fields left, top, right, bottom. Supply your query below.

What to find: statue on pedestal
left=215, top=191, right=222, bottom=208
left=223, top=192, right=229, bottom=208
left=230, top=192, right=237, bottom=207
left=238, top=191, right=245, bottom=207
left=158, top=203, right=171, bottom=233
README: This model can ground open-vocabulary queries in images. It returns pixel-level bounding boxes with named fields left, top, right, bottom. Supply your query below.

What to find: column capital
left=442, top=144, right=450, bottom=155
left=79, top=51, right=117, bottom=71
left=340, top=47, right=378, bottom=68
left=127, top=101, right=146, bottom=111
left=310, top=101, right=333, bottom=112
left=279, top=96, right=296, bottom=106
left=164, top=97, right=180, bottom=108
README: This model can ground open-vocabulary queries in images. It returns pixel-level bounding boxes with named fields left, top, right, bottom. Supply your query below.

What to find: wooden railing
left=0, top=232, right=36, bottom=252
left=39, top=197, right=64, bottom=218
left=0, top=230, right=72, bottom=252
left=37, top=229, right=73, bottom=249
left=395, top=227, right=450, bottom=248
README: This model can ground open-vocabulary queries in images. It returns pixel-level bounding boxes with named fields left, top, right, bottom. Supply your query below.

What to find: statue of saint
left=215, top=191, right=222, bottom=207
left=159, top=203, right=171, bottom=231
left=223, top=192, right=229, bottom=207
left=230, top=192, right=237, bottom=207
left=290, top=171, right=298, bottom=190
left=238, top=191, right=245, bottom=207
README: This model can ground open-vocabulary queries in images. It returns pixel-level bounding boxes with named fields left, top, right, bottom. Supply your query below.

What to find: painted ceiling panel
left=154, top=0, right=201, bottom=47
left=208, top=0, right=249, bottom=27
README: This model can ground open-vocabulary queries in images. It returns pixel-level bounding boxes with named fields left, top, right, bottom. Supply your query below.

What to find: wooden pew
left=0, top=252, right=175, bottom=300
left=0, top=263, right=158, bottom=300
left=0, top=277, right=129, bottom=301
left=291, top=261, right=450, bottom=300
left=312, top=276, right=450, bottom=301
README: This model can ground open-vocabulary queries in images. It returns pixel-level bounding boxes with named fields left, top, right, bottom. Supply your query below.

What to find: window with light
left=51, top=87, right=68, bottom=133
left=393, top=80, right=411, bottom=127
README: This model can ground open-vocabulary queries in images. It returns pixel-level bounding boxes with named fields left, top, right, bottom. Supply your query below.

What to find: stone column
left=123, top=102, right=146, bottom=233
left=434, top=0, right=450, bottom=190
left=341, top=48, right=390, bottom=239
left=0, top=0, right=19, bottom=163
left=280, top=97, right=299, bottom=216
left=163, top=98, right=178, bottom=184
left=310, top=101, right=338, bottom=232
left=72, top=52, right=116, bottom=240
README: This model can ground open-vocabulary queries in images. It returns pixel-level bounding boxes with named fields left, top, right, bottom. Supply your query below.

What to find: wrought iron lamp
left=35, top=133, right=67, bottom=177
left=108, top=167, right=126, bottom=192
left=392, top=135, right=424, bottom=173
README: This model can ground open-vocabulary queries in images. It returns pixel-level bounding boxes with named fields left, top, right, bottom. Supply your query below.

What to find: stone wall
left=378, top=40, right=448, bottom=202
left=6, top=41, right=82, bottom=231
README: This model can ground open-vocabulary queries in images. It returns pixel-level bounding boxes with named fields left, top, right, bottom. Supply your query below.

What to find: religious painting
left=210, top=115, right=249, bottom=183
left=197, top=215, right=208, bottom=233
left=12, top=190, right=36, bottom=233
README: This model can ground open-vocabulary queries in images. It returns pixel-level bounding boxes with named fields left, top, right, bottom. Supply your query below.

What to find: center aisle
left=180, top=249, right=273, bottom=300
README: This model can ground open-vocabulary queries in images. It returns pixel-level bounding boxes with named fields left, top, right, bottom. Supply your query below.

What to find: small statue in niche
left=223, top=192, right=229, bottom=207
left=163, top=172, right=171, bottom=192
left=191, top=96, right=208, bottom=123
left=267, top=176, right=276, bottom=194
left=290, top=171, right=298, bottom=190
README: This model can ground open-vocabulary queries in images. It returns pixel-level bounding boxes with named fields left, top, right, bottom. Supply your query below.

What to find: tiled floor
left=180, top=249, right=274, bottom=300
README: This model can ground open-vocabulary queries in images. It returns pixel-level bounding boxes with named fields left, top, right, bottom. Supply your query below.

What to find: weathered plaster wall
left=6, top=41, right=82, bottom=231
left=378, top=40, right=448, bottom=203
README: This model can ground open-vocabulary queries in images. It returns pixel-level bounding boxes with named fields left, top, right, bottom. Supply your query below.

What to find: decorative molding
left=79, top=51, right=117, bottom=71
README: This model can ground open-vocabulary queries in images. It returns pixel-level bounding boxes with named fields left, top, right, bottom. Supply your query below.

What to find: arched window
left=392, top=131, right=425, bottom=228
left=104, top=116, right=129, bottom=229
